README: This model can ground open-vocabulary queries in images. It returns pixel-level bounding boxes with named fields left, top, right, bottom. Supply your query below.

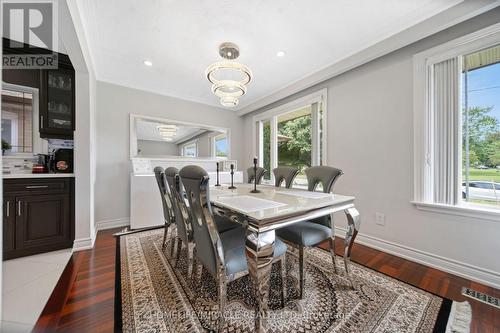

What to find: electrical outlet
left=375, top=212, right=385, bottom=226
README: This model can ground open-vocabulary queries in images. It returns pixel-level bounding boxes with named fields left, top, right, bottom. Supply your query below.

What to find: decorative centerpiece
left=250, top=157, right=261, bottom=193
left=228, top=164, right=237, bottom=189
left=215, top=162, right=221, bottom=187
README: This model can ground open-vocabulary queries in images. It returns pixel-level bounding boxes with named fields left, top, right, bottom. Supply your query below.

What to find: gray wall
left=137, top=139, right=178, bottom=156
left=242, top=9, right=500, bottom=285
left=95, top=81, right=243, bottom=224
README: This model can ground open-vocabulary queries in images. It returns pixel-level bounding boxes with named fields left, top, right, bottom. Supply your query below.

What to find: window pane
left=1, top=89, right=33, bottom=153
left=214, top=134, right=228, bottom=157
left=183, top=143, right=196, bottom=157
left=277, top=106, right=312, bottom=188
left=461, top=44, right=500, bottom=207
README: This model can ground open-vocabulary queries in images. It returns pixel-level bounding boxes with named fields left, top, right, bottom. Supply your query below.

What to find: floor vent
left=462, top=287, right=499, bottom=309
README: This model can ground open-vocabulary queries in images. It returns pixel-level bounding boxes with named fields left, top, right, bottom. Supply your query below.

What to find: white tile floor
left=1, top=249, right=72, bottom=332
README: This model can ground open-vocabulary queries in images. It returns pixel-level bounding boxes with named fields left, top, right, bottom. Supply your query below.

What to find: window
left=413, top=23, right=500, bottom=219
left=182, top=141, right=197, bottom=157
left=213, top=133, right=228, bottom=158
left=254, top=90, right=327, bottom=188
left=1, top=88, right=34, bottom=153
left=462, top=45, right=500, bottom=207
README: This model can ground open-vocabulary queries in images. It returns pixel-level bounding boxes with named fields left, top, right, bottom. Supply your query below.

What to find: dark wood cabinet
left=3, top=196, right=16, bottom=255
left=39, top=63, right=75, bottom=139
left=3, top=178, right=74, bottom=260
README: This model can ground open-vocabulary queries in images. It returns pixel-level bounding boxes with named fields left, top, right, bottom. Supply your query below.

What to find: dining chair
left=273, top=166, right=299, bottom=188
left=164, top=167, right=195, bottom=265
left=153, top=167, right=175, bottom=250
left=275, top=166, right=344, bottom=298
left=179, top=165, right=288, bottom=330
left=247, top=166, right=267, bottom=184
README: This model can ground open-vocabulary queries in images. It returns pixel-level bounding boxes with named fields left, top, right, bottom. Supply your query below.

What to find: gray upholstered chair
left=247, top=166, right=267, bottom=184
left=179, top=165, right=288, bottom=330
left=273, top=166, right=299, bottom=188
left=153, top=167, right=175, bottom=249
left=276, top=166, right=344, bottom=298
left=164, top=167, right=195, bottom=265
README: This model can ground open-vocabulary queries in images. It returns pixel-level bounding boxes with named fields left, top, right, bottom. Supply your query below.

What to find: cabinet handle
left=41, top=115, right=44, bottom=129
left=26, top=185, right=49, bottom=189
left=18, top=201, right=22, bottom=216
left=6, top=201, right=10, bottom=217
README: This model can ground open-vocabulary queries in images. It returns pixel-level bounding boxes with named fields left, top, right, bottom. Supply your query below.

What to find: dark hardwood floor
left=34, top=228, right=500, bottom=332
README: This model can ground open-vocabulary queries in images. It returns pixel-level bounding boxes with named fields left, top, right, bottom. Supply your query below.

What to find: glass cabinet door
left=46, top=70, right=73, bottom=130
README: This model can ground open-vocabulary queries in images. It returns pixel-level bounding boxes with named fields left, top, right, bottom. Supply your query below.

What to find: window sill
left=412, top=201, right=500, bottom=223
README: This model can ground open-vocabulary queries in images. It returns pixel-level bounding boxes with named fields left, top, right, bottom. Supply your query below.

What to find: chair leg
left=170, top=229, right=177, bottom=258
left=162, top=223, right=169, bottom=250
left=187, top=244, right=195, bottom=277
left=176, top=238, right=183, bottom=261
left=299, top=246, right=307, bottom=299
left=280, top=255, right=287, bottom=308
left=191, top=247, right=198, bottom=280
left=328, top=237, right=337, bottom=274
left=218, top=277, right=227, bottom=332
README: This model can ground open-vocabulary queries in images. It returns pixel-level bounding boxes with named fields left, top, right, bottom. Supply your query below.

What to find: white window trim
left=211, top=132, right=228, bottom=159
left=181, top=139, right=198, bottom=157
left=252, top=89, right=327, bottom=184
left=413, top=22, right=500, bottom=222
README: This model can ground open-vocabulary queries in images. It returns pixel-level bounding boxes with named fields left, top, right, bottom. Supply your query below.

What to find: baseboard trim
left=335, top=227, right=500, bottom=289
left=96, top=218, right=130, bottom=231
left=72, top=235, right=96, bottom=252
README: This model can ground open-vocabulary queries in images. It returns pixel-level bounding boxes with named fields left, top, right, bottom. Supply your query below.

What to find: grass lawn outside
left=463, top=168, right=500, bottom=183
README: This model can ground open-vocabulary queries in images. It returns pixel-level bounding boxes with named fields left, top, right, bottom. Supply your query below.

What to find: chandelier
left=205, top=42, right=252, bottom=107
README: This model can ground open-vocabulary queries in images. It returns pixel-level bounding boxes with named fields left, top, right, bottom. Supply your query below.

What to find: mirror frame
left=129, top=113, right=231, bottom=159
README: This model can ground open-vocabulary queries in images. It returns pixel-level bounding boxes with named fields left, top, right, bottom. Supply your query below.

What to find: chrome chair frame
left=181, top=169, right=287, bottom=331
left=165, top=168, right=196, bottom=272
left=153, top=167, right=176, bottom=250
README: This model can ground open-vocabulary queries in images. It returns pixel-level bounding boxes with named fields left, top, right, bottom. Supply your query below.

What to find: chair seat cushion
left=276, top=221, right=332, bottom=247
left=220, top=226, right=287, bottom=276
left=214, top=215, right=239, bottom=233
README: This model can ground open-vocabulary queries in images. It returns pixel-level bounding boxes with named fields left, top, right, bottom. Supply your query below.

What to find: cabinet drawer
left=4, top=178, right=70, bottom=195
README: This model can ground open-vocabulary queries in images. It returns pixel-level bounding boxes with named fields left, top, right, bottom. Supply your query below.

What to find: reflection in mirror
left=132, top=115, right=229, bottom=159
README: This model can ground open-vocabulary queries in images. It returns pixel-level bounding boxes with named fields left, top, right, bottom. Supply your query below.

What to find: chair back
left=153, top=167, right=174, bottom=225
left=165, top=167, right=191, bottom=243
left=179, top=165, right=222, bottom=275
left=247, top=166, right=267, bottom=184
left=305, top=166, right=343, bottom=193
left=273, top=166, right=299, bottom=188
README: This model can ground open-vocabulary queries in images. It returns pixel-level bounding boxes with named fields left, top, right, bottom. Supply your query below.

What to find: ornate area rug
left=115, top=228, right=470, bottom=333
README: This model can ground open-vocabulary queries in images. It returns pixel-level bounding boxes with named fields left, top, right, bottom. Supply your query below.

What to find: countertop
left=3, top=173, right=75, bottom=179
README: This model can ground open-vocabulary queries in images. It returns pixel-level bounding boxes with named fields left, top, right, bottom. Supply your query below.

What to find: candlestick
left=250, top=157, right=260, bottom=193
left=228, top=163, right=236, bottom=189
left=215, top=162, right=221, bottom=187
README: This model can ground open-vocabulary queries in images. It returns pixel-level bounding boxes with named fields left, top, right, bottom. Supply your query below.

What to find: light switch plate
left=375, top=212, right=385, bottom=226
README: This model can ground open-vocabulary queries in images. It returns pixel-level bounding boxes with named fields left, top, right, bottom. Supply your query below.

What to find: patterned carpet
left=116, top=228, right=455, bottom=332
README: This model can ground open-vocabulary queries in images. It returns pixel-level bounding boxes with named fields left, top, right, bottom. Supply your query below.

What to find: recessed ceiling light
left=143, top=60, right=153, bottom=66
left=276, top=51, right=286, bottom=57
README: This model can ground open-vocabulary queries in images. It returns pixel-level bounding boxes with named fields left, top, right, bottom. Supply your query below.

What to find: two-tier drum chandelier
left=205, top=42, right=252, bottom=107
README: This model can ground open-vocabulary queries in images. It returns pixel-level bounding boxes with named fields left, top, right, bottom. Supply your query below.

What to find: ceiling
left=77, top=0, right=463, bottom=111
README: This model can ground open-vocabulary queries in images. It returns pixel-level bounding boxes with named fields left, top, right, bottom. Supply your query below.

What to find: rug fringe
left=445, top=301, right=472, bottom=333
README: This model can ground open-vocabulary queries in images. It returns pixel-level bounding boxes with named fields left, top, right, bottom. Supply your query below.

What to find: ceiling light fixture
left=143, top=60, right=153, bottom=66
left=276, top=51, right=286, bottom=57
left=205, top=42, right=252, bottom=107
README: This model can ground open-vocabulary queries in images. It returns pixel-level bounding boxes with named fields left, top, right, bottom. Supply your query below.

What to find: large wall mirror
left=130, top=114, right=231, bottom=159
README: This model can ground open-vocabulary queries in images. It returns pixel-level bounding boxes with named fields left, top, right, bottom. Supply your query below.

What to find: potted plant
left=2, top=139, right=12, bottom=155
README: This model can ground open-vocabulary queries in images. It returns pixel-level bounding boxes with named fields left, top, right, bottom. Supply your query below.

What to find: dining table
left=210, top=183, right=361, bottom=333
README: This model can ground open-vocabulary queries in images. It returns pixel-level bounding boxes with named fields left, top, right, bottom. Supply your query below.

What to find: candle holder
left=228, top=164, right=237, bottom=189
left=215, top=162, right=221, bottom=187
left=250, top=157, right=260, bottom=193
